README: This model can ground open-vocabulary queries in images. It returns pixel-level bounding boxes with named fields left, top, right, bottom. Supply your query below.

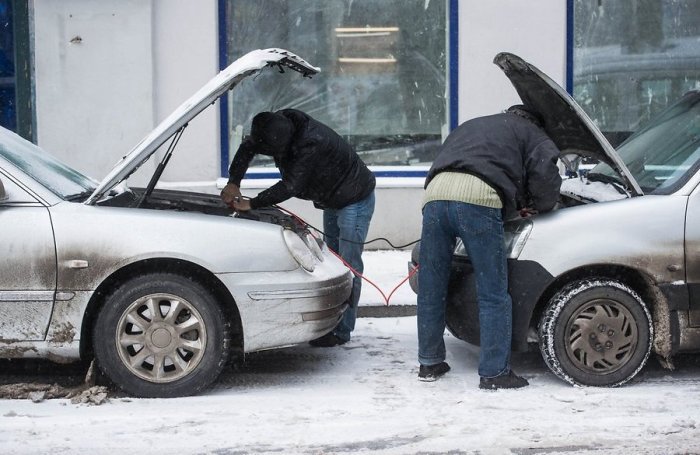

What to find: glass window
left=588, top=91, right=700, bottom=194
left=224, top=0, right=448, bottom=168
left=573, top=0, right=700, bottom=143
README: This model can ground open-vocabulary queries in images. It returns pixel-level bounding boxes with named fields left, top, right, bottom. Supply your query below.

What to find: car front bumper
left=409, top=257, right=555, bottom=351
left=219, top=269, right=353, bottom=352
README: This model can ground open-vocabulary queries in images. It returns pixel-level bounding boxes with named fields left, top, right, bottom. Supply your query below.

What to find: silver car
left=409, top=52, right=700, bottom=387
left=0, top=49, right=352, bottom=398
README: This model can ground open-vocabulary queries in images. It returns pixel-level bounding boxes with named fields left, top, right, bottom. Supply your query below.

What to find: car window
left=0, top=128, right=96, bottom=199
left=0, top=174, right=38, bottom=204
left=590, top=91, right=700, bottom=194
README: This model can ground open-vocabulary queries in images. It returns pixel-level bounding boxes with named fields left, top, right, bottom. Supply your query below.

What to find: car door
left=0, top=174, right=57, bottom=341
left=686, top=181, right=700, bottom=326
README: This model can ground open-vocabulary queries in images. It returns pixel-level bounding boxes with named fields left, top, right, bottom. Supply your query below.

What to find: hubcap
left=564, top=298, right=638, bottom=375
left=150, top=326, right=173, bottom=349
left=116, top=294, right=207, bottom=383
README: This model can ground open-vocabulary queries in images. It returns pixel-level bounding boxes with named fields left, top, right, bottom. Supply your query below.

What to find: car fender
left=49, top=202, right=299, bottom=292
left=520, top=195, right=687, bottom=286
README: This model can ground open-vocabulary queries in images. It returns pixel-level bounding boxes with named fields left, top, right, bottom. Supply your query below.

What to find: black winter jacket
left=425, top=112, right=561, bottom=219
left=228, top=109, right=375, bottom=210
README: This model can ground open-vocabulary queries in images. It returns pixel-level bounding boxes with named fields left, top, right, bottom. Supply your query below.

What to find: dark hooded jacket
left=228, top=109, right=375, bottom=209
left=425, top=112, right=561, bottom=219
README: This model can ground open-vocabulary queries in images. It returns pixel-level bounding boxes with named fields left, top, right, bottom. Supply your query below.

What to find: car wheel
left=93, top=273, right=230, bottom=397
left=539, top=279, right=653, bottom=387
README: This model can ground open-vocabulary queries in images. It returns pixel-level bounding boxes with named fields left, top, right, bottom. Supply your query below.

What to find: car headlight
left=283, top=229, right=316, bottom=272
left=453, top=219, right=532, bottom=260
left=504, top=220, right=532, bottom=259
left=302, top=232, right=324, bottom=262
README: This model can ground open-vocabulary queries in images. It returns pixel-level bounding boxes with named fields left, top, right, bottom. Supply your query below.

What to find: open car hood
left=493, top=52, right=643, bottom=196
left=85, top=48, right=320, bottom=205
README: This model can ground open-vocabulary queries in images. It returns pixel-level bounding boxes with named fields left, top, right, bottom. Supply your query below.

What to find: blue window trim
left=449, top=0, right=459, bottom=131
left=217, top=0, right=458, bottom=181
left=218, top=0, right=230, bottom=178
left=566, top=0, right=574, bottom=95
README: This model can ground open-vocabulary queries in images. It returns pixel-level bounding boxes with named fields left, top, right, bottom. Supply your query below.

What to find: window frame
left=216, top=0, right=459, bottom=182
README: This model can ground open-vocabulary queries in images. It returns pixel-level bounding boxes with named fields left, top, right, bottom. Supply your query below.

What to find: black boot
left=309, top=332, right=347, bottom=347
left=479, top=370, right=529, bottom=390
left=418, top=362, right=451, bottom=382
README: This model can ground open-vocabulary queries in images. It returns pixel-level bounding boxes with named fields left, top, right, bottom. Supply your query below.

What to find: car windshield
left=589, top=91, right=700, bottom=194
left=0, top=128, right=96, bottom=200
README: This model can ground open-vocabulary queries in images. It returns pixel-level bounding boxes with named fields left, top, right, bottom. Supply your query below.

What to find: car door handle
left=66, top=260, right=89, bottom=269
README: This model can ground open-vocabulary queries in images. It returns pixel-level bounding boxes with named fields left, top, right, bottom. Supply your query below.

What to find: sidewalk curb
left=358, top=304, right=416, bottom=318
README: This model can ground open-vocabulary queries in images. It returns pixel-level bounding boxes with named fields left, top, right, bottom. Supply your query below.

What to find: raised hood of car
left=85, top=48, right=320, bottom=205
left=493, top=52, right=643, bottom=196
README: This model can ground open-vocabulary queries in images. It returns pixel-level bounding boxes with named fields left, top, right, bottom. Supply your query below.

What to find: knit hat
left=251, top=111, right=294, bottom=155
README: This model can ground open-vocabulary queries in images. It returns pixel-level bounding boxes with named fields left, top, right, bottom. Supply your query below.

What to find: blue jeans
left=417, top=200, right=512, bottom=378
left=323, top=192, right=375, bottom=342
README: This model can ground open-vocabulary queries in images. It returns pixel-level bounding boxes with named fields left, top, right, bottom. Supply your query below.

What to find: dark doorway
left=0, top=0, right=33, bottom=141
left=0, top=0, right=16, bottom=132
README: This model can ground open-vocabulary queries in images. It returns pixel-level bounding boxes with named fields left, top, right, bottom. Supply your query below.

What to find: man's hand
left=220, top=183, right=242, bottom=208
left=232, top=197, right=251, bottom=212
left=519, top=207, right=538, bottom=217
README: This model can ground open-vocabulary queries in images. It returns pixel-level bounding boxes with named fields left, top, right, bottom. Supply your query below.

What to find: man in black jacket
left=221, top=109, right=376, bottom=347
left=416, top=105, right=561, bottom=389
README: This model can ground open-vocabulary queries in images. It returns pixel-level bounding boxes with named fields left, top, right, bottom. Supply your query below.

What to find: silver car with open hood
left=409, top=52, right=700, bottom=387
left=0, top=48, right=353, bottom=398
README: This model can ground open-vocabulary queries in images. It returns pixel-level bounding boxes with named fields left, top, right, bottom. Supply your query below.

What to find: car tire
left=93, top=273, right=230, bottom=398
left=539, top=278, right=653, bottom=387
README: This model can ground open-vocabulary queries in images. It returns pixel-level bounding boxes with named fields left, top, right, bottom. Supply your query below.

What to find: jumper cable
left=274, top=205, right=420, bottom=307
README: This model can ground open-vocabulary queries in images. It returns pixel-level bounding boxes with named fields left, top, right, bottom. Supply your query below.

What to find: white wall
left=34, top=0, right=156, bottom=178
left=151, top=0, right=219, bottom=184
left=33, top=0, right=219, bottom=185
left=460, top=0, right=568, bottom=120
left=32, top=0, right=568, bottom=248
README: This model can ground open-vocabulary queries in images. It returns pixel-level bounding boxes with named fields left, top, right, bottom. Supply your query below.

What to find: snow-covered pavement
left=358, top=249, right=417, bottom=308
left=2, top=251, right=700, bottom=454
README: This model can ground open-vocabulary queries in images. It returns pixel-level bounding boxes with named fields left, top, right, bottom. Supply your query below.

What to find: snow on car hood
left=85, top=48, right=320, bottom=205
left=493, top=52, right=643, bottom=197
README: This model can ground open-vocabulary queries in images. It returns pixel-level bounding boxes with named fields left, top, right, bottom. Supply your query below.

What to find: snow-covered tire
left=539, top=279, right=653, bottom=387
left=93, top=273, right=230, bottom=398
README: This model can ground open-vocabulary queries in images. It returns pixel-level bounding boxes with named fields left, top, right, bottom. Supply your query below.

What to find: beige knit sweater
left=423, top=172, right=502, bottom=209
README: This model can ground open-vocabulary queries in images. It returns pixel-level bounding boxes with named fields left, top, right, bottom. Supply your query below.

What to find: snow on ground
left=2, top=250, right=700, bottom=454
left=358, top=249, right=416, bottom=307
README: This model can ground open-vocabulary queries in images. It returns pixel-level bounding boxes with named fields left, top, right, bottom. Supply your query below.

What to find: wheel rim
left=564, top=298, right=638, bottom=375
left=116, top=293, right=207, bottom=383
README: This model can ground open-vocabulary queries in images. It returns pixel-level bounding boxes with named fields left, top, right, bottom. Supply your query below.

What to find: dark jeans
left=323, top=192, right=375, bottom=342
left=417, top=200, right=512, bottom=378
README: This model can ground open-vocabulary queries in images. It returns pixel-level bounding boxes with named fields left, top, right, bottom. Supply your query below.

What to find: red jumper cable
left=275, top=206, right=419, bottom=306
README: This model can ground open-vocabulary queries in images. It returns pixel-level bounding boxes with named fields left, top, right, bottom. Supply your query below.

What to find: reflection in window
left=224, top=0, right=448, bottom=167
left=573, top=0, right=700, bottom=143
left=640, top=79, right=673, bottom=120
left=0, top=128, right=95, bottom=198
left=589, top=92, right=700, bottom=194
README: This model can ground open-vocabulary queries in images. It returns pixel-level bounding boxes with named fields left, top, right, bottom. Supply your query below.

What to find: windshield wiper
left=586, top=172, right=628, bottom=195
left=64, top=189, right=96, bottom=202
